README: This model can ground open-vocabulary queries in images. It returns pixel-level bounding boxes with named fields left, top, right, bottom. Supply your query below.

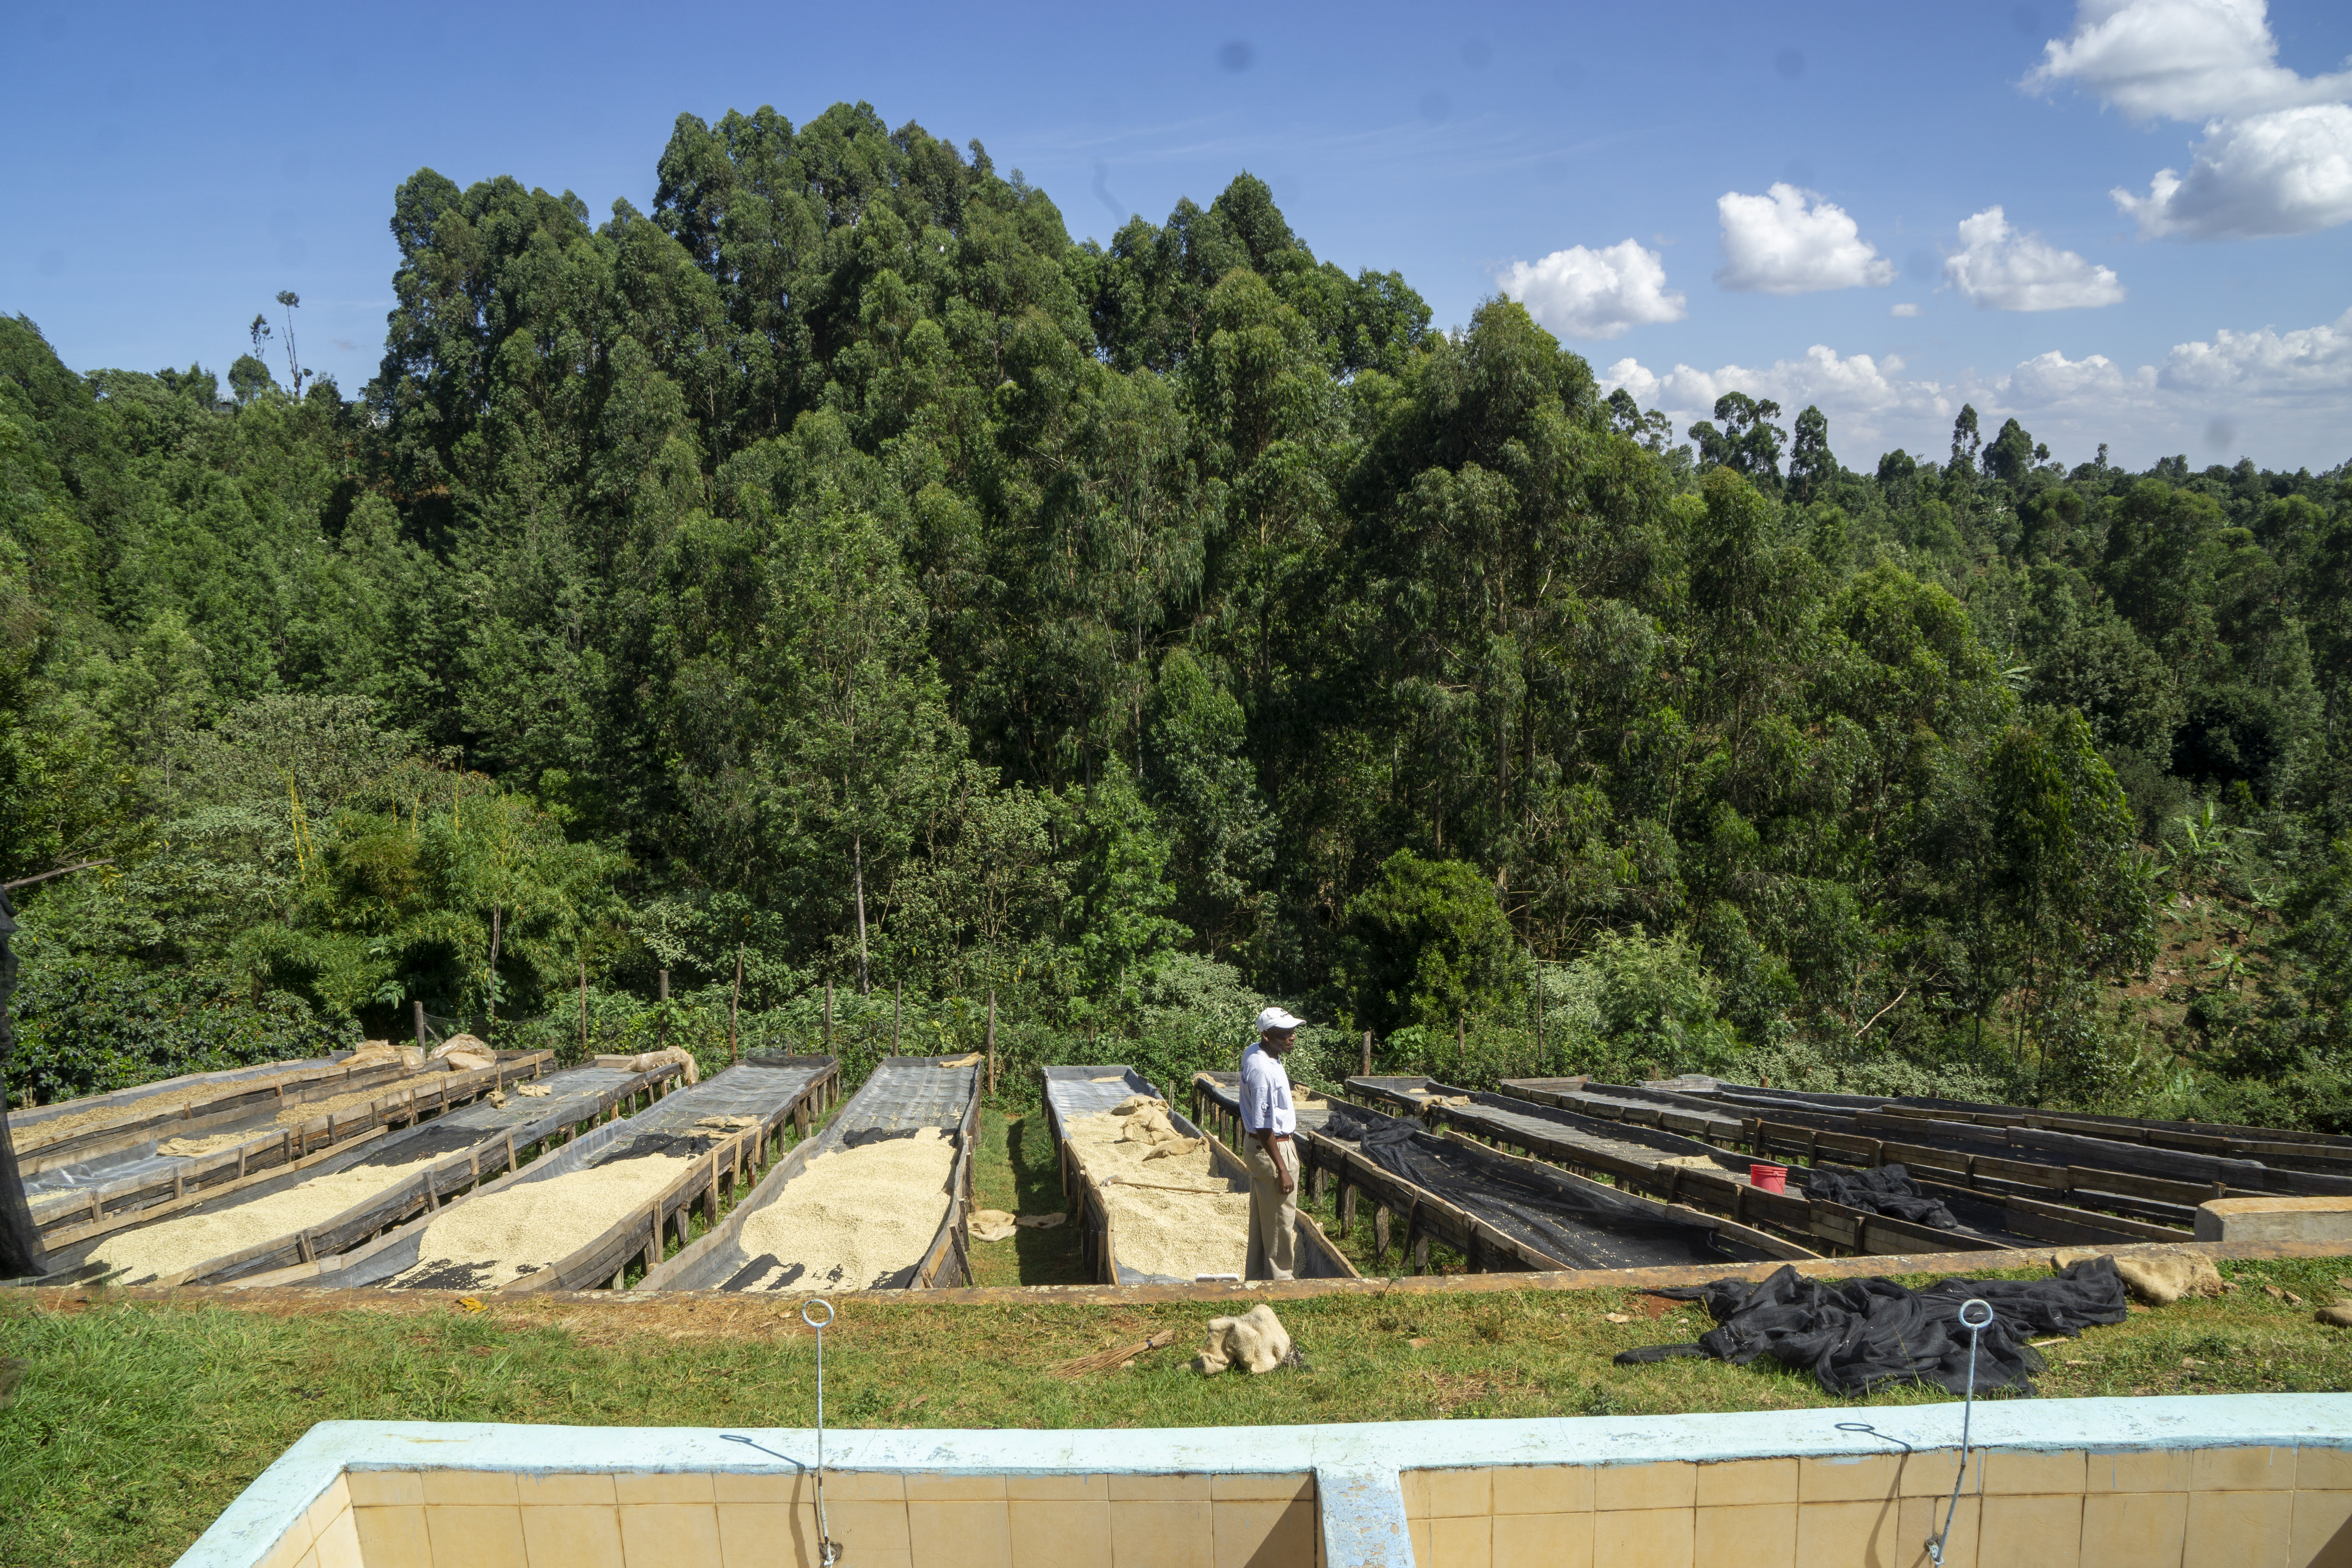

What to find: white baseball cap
left=1254, top=1007, right=1305, bottom=1033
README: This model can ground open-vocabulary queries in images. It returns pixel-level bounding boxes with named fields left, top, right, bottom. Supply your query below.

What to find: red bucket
left=1749, top=1163, right=1788, bottom=1194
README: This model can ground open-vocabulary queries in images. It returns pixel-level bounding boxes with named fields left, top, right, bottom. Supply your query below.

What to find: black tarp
left=0, top=887, right=47, bottom=1280
left=1320, top=1102, right=1750, bottom=1270
left=1802, top=1163, right=1962, bottom=1229
left=1615, top=1257, right=2129, bottom=1395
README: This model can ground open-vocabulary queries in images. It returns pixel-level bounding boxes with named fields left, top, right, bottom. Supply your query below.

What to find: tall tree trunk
left=730, top=944, right=743, bottom=1063
left=0, top=889, right=47, bottom=1279
left=486, top=904, right=502, bottom=1040
left=852, top=834, right=871, bottom=996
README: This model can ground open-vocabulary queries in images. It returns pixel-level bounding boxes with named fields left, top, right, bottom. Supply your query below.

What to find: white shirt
left=1240, top=1040, right=1295, bottom=1136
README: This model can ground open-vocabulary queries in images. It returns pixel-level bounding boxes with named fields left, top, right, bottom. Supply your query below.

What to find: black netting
left=1803, top=1163, right=1961, bottom=1229
left=1615, top=1257, right=2129, bottom=1396
left=1321, top=1103, right=1749, bottom=1270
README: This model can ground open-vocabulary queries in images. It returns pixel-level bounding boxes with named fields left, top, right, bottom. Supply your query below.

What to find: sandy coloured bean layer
left=22, top=1047, right=419, bottom=1149
left=1066, top=1112, right=1250, bottom=1282
left=391, top=1151, right=696, bottom=1290
left=88, top=1151, right=450, bottom=1285
left=727, top=1129, right=956, bottom=1293
left=152, top=1075, right=459, bottom=1158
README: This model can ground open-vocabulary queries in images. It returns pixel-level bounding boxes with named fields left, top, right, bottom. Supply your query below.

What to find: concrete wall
left=176, top=1395, right=2352, bottom=1568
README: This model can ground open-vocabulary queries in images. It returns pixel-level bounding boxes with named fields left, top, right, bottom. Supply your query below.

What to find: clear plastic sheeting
left=1617, top=1257, right=2130, bottom=1396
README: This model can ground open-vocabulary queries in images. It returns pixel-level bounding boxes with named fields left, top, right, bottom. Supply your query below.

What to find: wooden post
left=1361, top=1030, right=1372, bottom=1078
left=1535, top=959, right=1544, bottom=1063
left=412, top=1000, right=426, bottom=1051
left=486, top=904, right=502, bottom=1041
left=824, top=979, right=834, bottom=1049
left=729, top=944, right=743, bottom=1064
left=985, top=988, right=997, bottom=1099
left=851, top=834, right=871, bottom=996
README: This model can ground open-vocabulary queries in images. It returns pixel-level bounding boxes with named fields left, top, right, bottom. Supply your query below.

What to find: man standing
left=1241, top=1005, right=1303, bottom=1281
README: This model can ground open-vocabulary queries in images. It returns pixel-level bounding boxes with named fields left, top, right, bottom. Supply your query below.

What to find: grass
left=964, top=1107, right=1089, bottom=1288
left=6, top=1093, right=2349, bottom=1566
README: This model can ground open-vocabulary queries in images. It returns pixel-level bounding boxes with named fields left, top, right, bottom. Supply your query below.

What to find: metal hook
left=804, top=1296, right=841, bottom=1565
left=1927, top=1298, right=1993, bottom=1568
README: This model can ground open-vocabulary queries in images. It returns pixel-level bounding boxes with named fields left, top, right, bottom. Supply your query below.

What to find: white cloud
left=1714, top=184, right=1895, bottom=294
left=1890, top=303, right=1922, bottom=318
left=2113, top=103, right=2352, bottom=237
left=1600, top=345, right=1951, bottom=448
left=2160, top=305, right=2352, bottom=395
left=1600, top=303, right=2352, bottom=468
left=1945, top=207, right=2126, bottom=310
left=2025, top=0, right=2352, bottom=122
left=2031, top=2, right=2352, bottom=240
left=1497, top=240, right=1686, bottom=339
left=2003, top=349, right=2158, bottom=406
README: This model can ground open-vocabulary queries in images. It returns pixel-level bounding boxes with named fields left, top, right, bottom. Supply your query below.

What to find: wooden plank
left=2065, top=1166, right=2227, bottom=1205
left=1997, top=1191, right=2193, bottom=1245
left=1433, top=1129, right=1819, bottom=1263
left=36, top=1129, right=391, bottom=1249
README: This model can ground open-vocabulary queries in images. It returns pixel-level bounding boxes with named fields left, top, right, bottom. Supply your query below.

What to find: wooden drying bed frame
left=29, top=1053, right=561, bottom=1246
left=256, top=1056, right=847, bottom=1294
left=113, top=1061, right=694, bottom=1288
left=1683, top=1079, right=2352, bottom=1159
left=1356, top=1076, right=2191, bottom=1260
left=638, top=1055, right=977, bottom=1295
left=1502, top=1076, right=2352, bottom=1199
left=1045, top=1068, right=1354, bottom=1285
left=13, top=1052, right=468, bottom=1167
left=1499, top=1077, right=2287, bottom=1232
left=1188, top=1076, right=1808, bottom=1277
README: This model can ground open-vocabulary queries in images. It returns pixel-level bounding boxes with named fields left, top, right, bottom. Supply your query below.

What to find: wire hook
left=802, top=1297, right=841, bottom=1565
left=1927, top=1298, right=1994, bottom=1568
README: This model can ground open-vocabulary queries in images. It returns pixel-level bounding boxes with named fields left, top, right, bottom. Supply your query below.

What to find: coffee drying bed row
left=23, top=1052, right=558, bottom=1250
left=1191, top=1073, right=1805, bottom=1275
left=1351, top=1075, right=2189, bottom=1258
left=9, top=1049, right=468, bottom=1167
left=40, top=1057, right=688, bottom=1288
left=1497, top=1075, right=2352, bottom=1224
left=1655, top=1076, right=2352, bottom=1157
left=1042, top=1065, right=1354, bottom=1285
left=642, top=1056, right=981, bottom=1294
left=271, top=1056, right=842, bottom=1293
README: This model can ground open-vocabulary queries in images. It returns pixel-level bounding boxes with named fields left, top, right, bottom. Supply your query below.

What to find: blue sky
left=7, top=0, right=2350, bottom=471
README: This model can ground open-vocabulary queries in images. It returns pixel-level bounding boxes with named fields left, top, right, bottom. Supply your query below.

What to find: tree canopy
left=4, top=100, right=2348, bottom=1127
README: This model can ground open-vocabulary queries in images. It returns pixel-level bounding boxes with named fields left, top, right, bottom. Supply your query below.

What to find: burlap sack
left=1194, top=1303, right=1293, bottom=1376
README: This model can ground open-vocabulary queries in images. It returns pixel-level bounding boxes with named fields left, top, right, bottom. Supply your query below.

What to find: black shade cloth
left=1615, top=1258, right=2129, bottom=1395
left=1320, top=1102, right=1744, bottom=1270
left=1803, top=1163, right=1961, bottom=1230
left=0, top=887, right=48, bottom=1281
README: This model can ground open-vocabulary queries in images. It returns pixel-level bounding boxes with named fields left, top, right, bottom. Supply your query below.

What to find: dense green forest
left=3, top=102, right=2347, bottom=1125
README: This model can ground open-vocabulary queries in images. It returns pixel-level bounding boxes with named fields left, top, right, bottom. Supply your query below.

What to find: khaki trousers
left=1243, top=1135, right=1299, bottom=1282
